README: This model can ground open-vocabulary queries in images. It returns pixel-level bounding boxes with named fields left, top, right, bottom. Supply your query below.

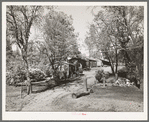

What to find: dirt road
left=21, top=68, right=97, bottom=111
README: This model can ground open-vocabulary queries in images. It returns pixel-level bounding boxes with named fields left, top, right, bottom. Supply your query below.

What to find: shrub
left=6, top=72, right=13, bottom=85
left=79, top=69, right=83, bottom=73
left=118, top=67, right=128, bottom=78
left=7, top=70, right=26, bottom=85
left=95, top=69, right=104, bottom=83
left=29, top=68, right=46, bottom=81
left=45, top=67, right=54, bottom=77
left=104, top=71, right=110, bottom=79
left=7, top=68, right=46, bottom=85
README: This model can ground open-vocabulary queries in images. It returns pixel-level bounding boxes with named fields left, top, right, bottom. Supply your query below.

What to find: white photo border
left=2, top=2, right=148, bottom=120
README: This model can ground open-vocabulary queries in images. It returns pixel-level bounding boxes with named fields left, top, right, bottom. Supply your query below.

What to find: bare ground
left=6, top=67, right=143, bottom=112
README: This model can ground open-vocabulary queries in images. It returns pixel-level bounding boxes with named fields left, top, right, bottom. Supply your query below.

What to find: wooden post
left=21, top=78, right=24, bottom=98
left=30, top=83, right=32, bottom=93
left=84, top=77, right=88, bottom=91
left=103, top=77, right=105, bottom=87
left=26, top=80, right=31, bottom=95
left=68, top=62, right=69, bottom=78
left=21, top=84, right=23, bottom=98
left=27, top=85, right=30, bottom=95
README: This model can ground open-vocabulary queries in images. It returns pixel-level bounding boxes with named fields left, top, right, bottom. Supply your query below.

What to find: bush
left=6, top=72, right=13, bottom=85
left=7, top=68, right=46, bottom=85
left=95, top=69, right=104, bottom=83
left=118, top=67, right=128, bottom=78
left=7, top=70, right=26, bottom=85
left=104, top=71, right=110, bottom=79
left=29, top=68, right=46, bottom=81
left=45, top=67, right=54, bottom=77
left=79, top=68, right=83, bottom=73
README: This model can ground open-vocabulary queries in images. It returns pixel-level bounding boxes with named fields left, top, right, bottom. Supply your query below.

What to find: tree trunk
left=22, top=50, right=31, bottom=95
left=107, top=55, right=115, bottom=75
left=26, top=69, right=32, bottom=95
left=115, top=47, right=118, bottom=80
left=110, top=62, right=115, bottom=75
left=115, top=73, right=118, bottom=81
left=115, top=48, right=118, bottom=74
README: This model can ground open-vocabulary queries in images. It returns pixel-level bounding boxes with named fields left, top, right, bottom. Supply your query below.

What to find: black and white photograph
left=2, top=2, right=148, bottom=120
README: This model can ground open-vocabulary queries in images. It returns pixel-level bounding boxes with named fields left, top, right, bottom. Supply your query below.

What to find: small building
left=68, top=55, right=102, bottom=69
left=68, top=57, right=88, bottom=69
left=88, top=58, right=97, bottom=68
left=96, top=59, right=103, bottom=67
left=101, top=59, right=111, bottom=66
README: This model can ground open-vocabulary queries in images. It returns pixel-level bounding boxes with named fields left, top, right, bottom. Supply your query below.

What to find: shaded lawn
left=6, top=85, right=38, bottom=111
left=49, top=85, right=143, bottom=112
left=90, top=85, right=143, bottom=103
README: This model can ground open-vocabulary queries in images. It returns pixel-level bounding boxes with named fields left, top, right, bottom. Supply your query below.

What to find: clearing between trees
left=6, top=67, right=143, bottom=112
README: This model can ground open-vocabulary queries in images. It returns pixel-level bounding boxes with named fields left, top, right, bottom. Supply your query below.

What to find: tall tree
left=85, top=6, right=144, bottom=80
left=38, top=10, right=79, bottom=77
left=6, top=5, right=46, bottom=94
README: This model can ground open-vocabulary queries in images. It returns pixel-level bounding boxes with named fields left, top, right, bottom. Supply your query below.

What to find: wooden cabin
left=68, top=57, right=87, bottom=69
left=88, top=58, right=97, bottom=68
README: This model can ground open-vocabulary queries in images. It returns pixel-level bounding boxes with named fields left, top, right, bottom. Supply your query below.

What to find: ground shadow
left=31, top=76, right=83, bottom=93
left=31, top=85, right=51, bottom=93
left=90, top=85, right=143, bottom=103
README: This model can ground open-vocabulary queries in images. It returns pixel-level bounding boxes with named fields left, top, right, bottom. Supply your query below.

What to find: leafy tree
left=38, top=10, right=79, bottom=77
left=85, top=6, right=144, bottom=81
left=103, top=6, right=144, bottom=82
left=6, top=5, right=46, bottom=94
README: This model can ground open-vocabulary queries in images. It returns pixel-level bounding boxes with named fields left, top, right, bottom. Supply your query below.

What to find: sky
left=57, top=6, right=95, bottom=56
